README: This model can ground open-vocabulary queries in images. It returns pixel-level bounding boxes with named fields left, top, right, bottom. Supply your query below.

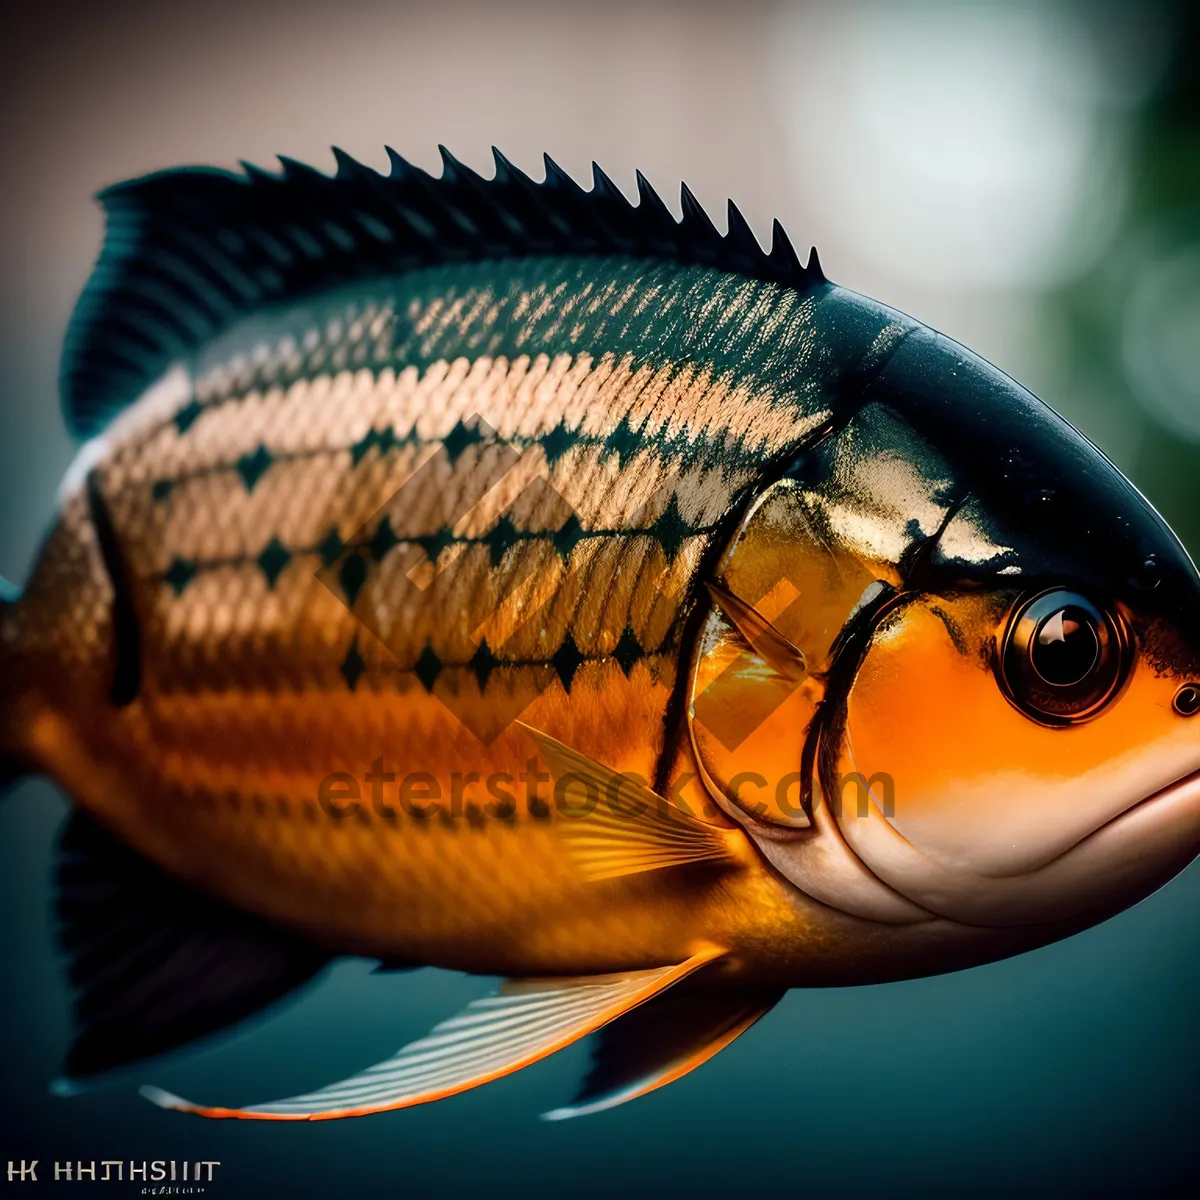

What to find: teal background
left=2, top=1, right=1198, bottom=1195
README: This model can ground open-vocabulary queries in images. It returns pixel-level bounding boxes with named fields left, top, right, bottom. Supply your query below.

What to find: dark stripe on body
left=86, top=470, right=142, bottom=706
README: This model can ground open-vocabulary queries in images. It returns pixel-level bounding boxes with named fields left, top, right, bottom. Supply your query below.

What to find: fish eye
left=998, top=590, right=1132, bottom=726
left=1030, top=605, right=1099, bottom=686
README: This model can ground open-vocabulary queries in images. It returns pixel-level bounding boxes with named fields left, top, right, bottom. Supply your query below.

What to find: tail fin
left=0, top=575, right=30, bottom=793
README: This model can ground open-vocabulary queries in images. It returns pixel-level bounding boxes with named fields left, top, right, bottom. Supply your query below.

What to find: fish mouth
left=961, top=764, right=1200, bottom=927
left=969, top=763, right=1200, bottom=931
left=1054, top=763, right=1200, bottom=872
left=839, top=762, right=1200, bottom=929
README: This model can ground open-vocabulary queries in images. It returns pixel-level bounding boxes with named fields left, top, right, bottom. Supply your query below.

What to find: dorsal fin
left=61, top=147, right=828, bottom=438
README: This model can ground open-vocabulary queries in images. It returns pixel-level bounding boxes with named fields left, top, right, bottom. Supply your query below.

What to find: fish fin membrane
left=60, top=147, right=827, bottom=439
left=519, top=723, right=746, bottom=881
left=0, top=576, right=29, bottom=793
left=56, top=811, right=329, bottom=1079
left=542, top=976, right=784, bottom=1120
left=704, top=580, right=808, bottom=681
left=140, top=946, right=727, bottom=1120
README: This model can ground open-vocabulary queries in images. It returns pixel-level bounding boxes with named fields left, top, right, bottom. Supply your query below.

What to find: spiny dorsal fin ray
left=726, top=200, right=764, bottom=271
left=588, top=160, right=626, bottom=205
left=634, top=169, right=678, bottom=249
left=769, top=217, right=804, bottom=277
left=62, top=148, right=828, bottom=438
left=679, top=182, right=723, bottom=262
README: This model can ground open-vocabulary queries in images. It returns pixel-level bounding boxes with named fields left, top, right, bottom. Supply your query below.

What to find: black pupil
left=1031, top=606, right=1100, bottom=687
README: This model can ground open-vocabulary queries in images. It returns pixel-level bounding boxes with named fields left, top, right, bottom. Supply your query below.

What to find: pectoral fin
left=140, top=947, right=727, bottom=1120
left=543, top=977, right=785, bottom=1120
left=519, top=723, right=747, bottom=881
left=704, top=580, right=808, bottom=681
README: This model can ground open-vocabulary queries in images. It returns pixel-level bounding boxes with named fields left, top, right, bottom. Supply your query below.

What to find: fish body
left=9, top=254, right=830, bottom=976
left=3, top=149, right=1200, bottom=1118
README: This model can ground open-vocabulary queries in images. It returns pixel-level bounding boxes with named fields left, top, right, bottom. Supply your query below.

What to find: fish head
left=687, top=298, right=1200, bottom=940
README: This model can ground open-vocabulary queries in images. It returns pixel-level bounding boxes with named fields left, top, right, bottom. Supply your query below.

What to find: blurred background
left=1, top=0, right=1197, bottom=1195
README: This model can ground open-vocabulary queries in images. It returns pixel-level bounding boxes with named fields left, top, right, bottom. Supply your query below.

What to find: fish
left=2, top=145, right=1200, bottom=1122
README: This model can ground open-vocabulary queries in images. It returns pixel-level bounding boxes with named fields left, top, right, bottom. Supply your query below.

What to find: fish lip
left=1130, top=764, right=1200, bottom=813
left=848, top=762, right=1200, bottom=930
left=977, top=762, right=1200, bottom=929
left=1065, top=763, right=1200, bottom=857
left=971, top=762, right=1200, bottom=882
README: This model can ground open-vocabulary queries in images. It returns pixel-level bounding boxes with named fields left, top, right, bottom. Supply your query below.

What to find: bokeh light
left=770, top=0, right=1167, bottom=290
left=1123, top=246, right=1200, bottom=441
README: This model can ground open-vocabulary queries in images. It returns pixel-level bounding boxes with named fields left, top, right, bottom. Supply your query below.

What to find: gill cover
left=688, top=311, right=1200, bottom=931
left=688, top=400, right=981, bottom=830
left=686, top=399, right=977, bottom=924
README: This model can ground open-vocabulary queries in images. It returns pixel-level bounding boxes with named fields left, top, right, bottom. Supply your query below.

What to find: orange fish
left=2, top=147, right=1199, bottom=1121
